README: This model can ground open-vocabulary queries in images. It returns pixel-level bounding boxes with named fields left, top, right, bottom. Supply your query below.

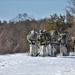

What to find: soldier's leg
left=52, top=46, right=56, bottom=57
left=43, top=45, right=46, bottom=56
left=38, top=45, right=40, bottom=56
left=30, top=44, right=33, bottom=56
left=48, top=44, right=52, bottom=56
left=63, top=45, right=67, bottom=56
left=34, top=45, right=38, bottom=56
left=39, top=45, right=45, bottom=56
left=45, top=45, right=49, bottom=56
left=33, top=45, right=36, bottom=56
left=39, top=45, right=43, bottom=56
left=32, top=45, right=38, bottom=56
left=60, top=44, right=63, bottom=56
left=51, top=44, right=54, bottom=56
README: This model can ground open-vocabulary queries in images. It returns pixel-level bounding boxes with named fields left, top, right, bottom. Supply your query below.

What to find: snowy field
left=0, top=53, right=75, bottom=75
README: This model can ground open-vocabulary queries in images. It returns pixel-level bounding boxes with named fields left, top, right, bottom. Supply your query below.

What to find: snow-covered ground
left=0, top=53, right=75, bottom=75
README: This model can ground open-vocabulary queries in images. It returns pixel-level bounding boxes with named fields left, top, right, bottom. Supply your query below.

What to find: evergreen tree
left=45, top=14, right=67, bottom=33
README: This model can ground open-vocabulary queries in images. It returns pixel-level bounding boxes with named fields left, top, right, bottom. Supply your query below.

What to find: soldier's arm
left=27, top=35, right=32, bottom=44
left=36, top=36, right=40, bottom=45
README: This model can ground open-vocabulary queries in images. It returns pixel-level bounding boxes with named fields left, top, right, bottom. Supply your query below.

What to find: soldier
left=27, top=30, right=38, bottom=56
left=43, top=30, right=51, bottom=56
left=37, top=30, right=46, bottom=56
left=71, top=37, right=75, bottom=55
left=58, top=33, right=67, bottom=56
left=50, top=30, right=57, bottom=57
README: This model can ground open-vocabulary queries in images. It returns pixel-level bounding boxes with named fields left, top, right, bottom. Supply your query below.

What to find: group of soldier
left=27, top=29, right=68, bottom=57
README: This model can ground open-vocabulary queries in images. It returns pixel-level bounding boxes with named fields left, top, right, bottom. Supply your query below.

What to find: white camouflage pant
left=60, top=44, right=67, bottom=56
left=39, top=45, right=46, bottom=56
left=46, top=44, right=56, bottom=56
left=46, top=44, right=51, bottom=56
left=30, top=44, right=38, bottom=56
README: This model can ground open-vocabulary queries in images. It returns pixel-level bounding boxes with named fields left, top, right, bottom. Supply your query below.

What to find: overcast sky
left=0, top=0, right=68, bottom=21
